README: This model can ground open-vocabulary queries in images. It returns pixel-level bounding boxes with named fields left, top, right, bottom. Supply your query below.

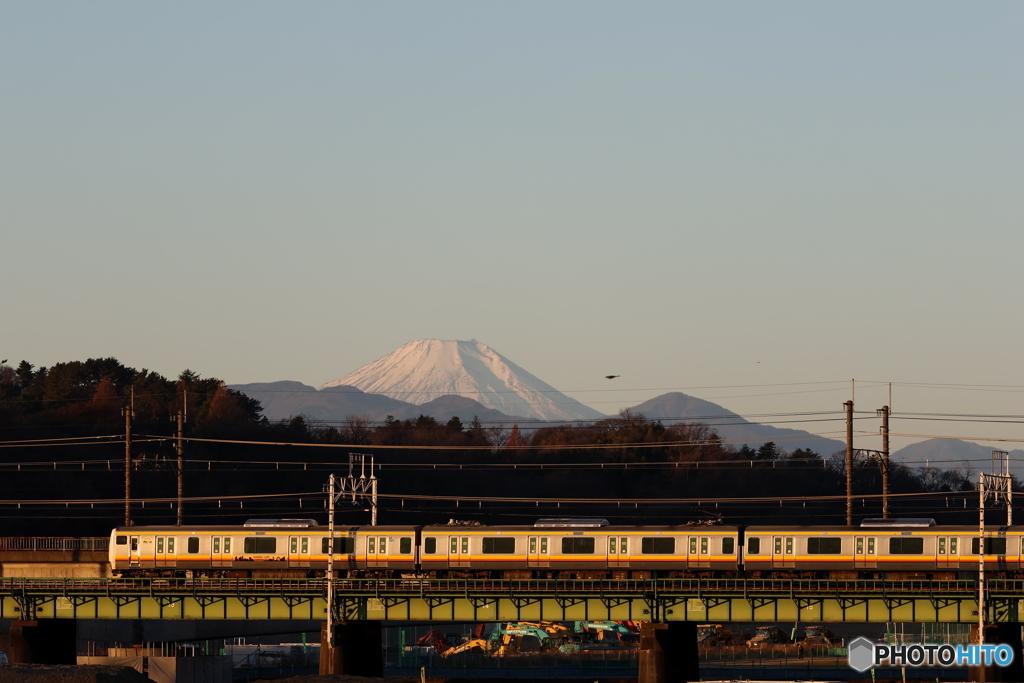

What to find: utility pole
left=978, top=475, right=985, bottom=646
left=175, top=410, right=184, bottom=526
left=123, top=387, right=134, bottom=527
left=844, top=400, right=854, bottom=526
left=326, top=473, right=336, bottom=648
left=877, top=406, right=890, bottom=518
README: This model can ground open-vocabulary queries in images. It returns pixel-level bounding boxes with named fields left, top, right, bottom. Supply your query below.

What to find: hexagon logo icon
left=848, top=636, right=875, bottom=672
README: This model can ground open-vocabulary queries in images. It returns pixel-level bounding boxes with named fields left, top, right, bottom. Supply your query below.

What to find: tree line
left=0, top=357, right=997, bottom=535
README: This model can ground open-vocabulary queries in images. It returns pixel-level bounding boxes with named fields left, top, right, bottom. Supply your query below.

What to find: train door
left=692, top=536, right=710, bottom=568
left=155, top=536, right=176, bottom=568
left=938, top=536, right=960, bottom=569
left=212, top=536, right=233, bottom=568
left=528, top=536, right=549, bottom=568
left=448, top=535, right=470, bottom=568
left=128, top=535, right=141, bottom=566
left=772, top=536, right=795, bottom=569
left=288, top=536, right=311, bottom=567
left=608, top=536, right=628, bottom=568
left=368, top=535, right=389, bottom=568
left=855, top=536, right=877, bottom=569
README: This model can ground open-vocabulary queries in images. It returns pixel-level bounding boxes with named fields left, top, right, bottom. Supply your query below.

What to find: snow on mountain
left=319, top=339, right=603, bottom=422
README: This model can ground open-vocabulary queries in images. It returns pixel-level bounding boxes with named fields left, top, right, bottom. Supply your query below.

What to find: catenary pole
left=327, top=473, right=335, bottom=648
left=978, top=476, right=985, bottom=646
left=124, top=387, right=134, bottom=527
left=176, top=410, right=184, bottom=526
left=844, top=400, right=854, bottom=526
left=879, top=406, right=890, bottom=518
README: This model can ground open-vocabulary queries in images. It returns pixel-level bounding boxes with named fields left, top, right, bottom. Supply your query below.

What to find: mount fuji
left=319, top=339, right=603, bottom=422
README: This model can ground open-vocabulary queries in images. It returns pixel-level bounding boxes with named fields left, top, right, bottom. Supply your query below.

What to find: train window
left=971, top=538, right=1007, bottom=555
left=224, top=538, right=231, bottom=554
left=321, top=538, right=354, bottom=554
left=482, top=538, right=515, bottom=554
left=785, top=538, right=793, bottom=555
left=938, top=538, right=946, bottom=554
left=451, top=537, right=458, bottom=553
left=530, top=537, right=537, bottom=553
left=400, top=537, right=412, bottom=554
left=949, top=538, right=957, bottom=554
left=609, top=538, right=616, bottom=554
left=424, top=537, right=437, bottom=554
left=116, top=536, right=127, bottom=545
left=289, top=538, right=296, bottom=553
left=807, top=538, right=841, bottom=554
left=867, top=538, right=875, bottom=554
left=774, top=538, right=782, bottom=554
left=460, top=537, right=468, bottom=554
left=723, top=538, right=734, bottom=555
left=689, top=538, right=697, bottom=554
left=701, top=538, right=709, bottom=554
left=301, top=538, right=309, bottom=554
left=642, top=538, right=675, bottom=554
left=889, top=537, right=924, bottom=555
left=540, top=538, right=548, bottom=554
left=620, top=538, right=627, bottom=554
left=561, top=537, right=595, bottom=554
left=187, top=537, right=199, bottom=554
left=747, top=537, right=760, bottom=554
left=243, top=537, right=277, bottom=554
left=167, top=538, right=175, bottom=554
left=157, top=537, right=164, bottom=554
left=213, top=537, right=220, bottom=554
left=131, top=538, right=138, bottom=551
left=856, top=538, right=863, bottom=553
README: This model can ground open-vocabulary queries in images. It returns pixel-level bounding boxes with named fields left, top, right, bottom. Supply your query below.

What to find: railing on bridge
left=1, top=576, right=1021, bottom=595
left=0, top=537, right=109, bottom=551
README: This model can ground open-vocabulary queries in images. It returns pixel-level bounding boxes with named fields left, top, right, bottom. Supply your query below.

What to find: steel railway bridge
left=1, top=577, right=1021, bottom=623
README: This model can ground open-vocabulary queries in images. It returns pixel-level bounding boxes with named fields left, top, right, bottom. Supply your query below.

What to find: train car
left=419, top=519, right=742, bottom=578
left=109, top=519, right=421, bottom=577
left=743, top=520, right=1024, bottom=579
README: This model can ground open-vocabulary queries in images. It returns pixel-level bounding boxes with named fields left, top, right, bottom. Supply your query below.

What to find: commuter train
left=108, top=518, right=1024, bottom=580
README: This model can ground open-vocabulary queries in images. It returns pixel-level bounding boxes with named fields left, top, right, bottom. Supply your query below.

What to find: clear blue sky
left=2, top=2, right=1021, bottom=450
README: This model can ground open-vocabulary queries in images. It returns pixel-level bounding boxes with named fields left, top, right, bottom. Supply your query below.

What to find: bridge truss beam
left=0, top=578, right=1020, bottom=622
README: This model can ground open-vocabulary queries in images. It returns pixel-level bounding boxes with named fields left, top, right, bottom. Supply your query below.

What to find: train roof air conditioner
left=534, top=518, right=609, bottom=528
left=243, top=518, right=319, bottom=528
left=860, top=518, right=936, bottom=528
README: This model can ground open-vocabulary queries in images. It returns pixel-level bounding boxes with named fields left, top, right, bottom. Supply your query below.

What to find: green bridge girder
left=0, top=578, right=1021, bottom=623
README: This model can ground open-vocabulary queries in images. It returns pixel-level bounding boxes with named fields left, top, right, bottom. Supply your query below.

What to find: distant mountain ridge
left=320, top=339, right=603, bottom=421
left=892, top=439, right=1024, bottom=478
left=231, top=380, right=531, bottom=424
left=627, top=392, right=848, bottom=455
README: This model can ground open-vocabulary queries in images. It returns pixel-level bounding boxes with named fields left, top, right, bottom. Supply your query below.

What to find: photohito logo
left=847, top=636, right=1015, bottom=672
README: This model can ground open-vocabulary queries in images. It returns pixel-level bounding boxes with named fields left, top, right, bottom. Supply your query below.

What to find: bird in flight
left=604, top=375, right=620, bottom=379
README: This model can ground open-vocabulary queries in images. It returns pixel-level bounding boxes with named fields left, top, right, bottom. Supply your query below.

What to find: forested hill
left=0, top=358, right=999, bottom=536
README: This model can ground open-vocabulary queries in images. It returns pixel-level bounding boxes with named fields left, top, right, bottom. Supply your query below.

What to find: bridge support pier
left=320, top=621, right=382, bottom=676
left=7, top=620, right=77, bottom=664
left=969, top=624, right=1024, bottom=683
left=638, top=622, right=698, bottom=683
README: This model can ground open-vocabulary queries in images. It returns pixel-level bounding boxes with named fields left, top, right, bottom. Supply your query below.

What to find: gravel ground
left=0, top=665, right=150, bottom=683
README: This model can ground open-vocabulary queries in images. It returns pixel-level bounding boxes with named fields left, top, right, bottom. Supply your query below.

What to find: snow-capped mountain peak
left=319, top=339, right=602, bottom=422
